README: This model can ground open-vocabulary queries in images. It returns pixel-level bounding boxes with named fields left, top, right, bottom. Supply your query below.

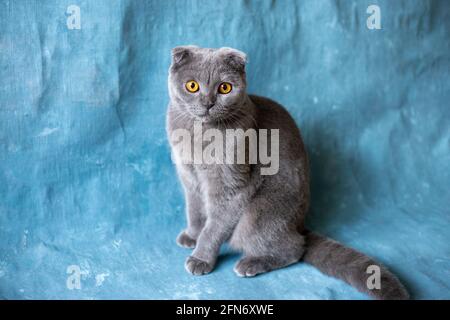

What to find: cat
left=166, top=45, right=409, bottom=300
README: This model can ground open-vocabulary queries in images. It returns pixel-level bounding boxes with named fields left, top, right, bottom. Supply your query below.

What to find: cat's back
left=249, top=94, right=309, bottom=202
left=250, top=95, right=300, bottom=130
left=249, top=94, right=307, bottom=159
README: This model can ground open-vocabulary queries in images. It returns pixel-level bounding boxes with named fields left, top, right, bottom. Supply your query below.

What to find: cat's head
left=168, top=46, right=248, bottom=123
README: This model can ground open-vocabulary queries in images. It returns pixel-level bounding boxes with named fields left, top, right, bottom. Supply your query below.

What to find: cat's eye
left=218, top=82, right=232, bottom=94
left=185, top=80, right=199, bottom=93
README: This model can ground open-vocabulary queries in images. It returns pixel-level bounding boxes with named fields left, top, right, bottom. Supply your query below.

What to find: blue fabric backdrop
left=0, top=0, right=449, bottom=299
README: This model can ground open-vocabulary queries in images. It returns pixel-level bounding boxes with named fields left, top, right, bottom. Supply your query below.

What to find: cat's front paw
left=176, top=230, right=196, bottom=249
left=185, top=256, right=214, bottom=275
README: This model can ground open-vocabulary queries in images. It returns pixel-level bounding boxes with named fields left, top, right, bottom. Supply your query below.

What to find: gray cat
left=166, top=45, right=409, bottom=300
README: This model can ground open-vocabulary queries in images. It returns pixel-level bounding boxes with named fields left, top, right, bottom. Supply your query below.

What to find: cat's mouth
left=190, top=106, right=222, bottom=123
left=193, top=110, right=212, bottom=122
left=197, top=113, right=212, bottom=123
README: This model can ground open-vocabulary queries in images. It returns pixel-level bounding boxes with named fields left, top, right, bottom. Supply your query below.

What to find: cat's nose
left=205, top=103, right=215, bottom=110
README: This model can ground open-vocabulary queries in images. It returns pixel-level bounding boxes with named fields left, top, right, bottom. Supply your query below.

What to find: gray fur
left=166, top=46, right=409, bottom=299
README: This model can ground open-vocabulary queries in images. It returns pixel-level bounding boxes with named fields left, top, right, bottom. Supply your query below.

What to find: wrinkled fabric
left=0, top=0, right=449, bottom=299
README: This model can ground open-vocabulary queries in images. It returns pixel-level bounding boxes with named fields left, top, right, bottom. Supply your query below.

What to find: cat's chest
left=195, top=163, right=251, bottom=192
left=196, top=161, right=249, bottom=175
left=170, top=125, right=248, bottom=168
left=168, top=113, right=253, bottom=193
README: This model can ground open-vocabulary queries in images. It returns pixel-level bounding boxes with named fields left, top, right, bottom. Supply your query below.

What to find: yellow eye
left=185, top=80, right=199, bottom=93
left=218, top=82, right=232, bottom=94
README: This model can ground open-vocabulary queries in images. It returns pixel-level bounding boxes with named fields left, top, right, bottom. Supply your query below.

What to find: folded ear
left=171, top=45, right=198, bottom=67
left=218, top=47, right=247, bottom=72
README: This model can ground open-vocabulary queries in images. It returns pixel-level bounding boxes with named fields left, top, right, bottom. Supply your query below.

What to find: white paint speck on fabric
left=37, top=127, right=59, bottom=137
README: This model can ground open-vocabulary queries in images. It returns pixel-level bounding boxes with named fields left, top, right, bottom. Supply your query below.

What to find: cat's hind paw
left=185, top=256, right=213, bottom=275
left=234, top=257, right=270, bottom=277
left=176, top=230, right=196, bottom=249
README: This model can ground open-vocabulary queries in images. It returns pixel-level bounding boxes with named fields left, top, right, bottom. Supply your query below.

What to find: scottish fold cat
left=166, top=46, right=409, bottom=300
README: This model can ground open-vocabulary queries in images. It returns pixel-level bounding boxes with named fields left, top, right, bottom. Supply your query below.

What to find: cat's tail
left=302, top=229, right=409, bottom=300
